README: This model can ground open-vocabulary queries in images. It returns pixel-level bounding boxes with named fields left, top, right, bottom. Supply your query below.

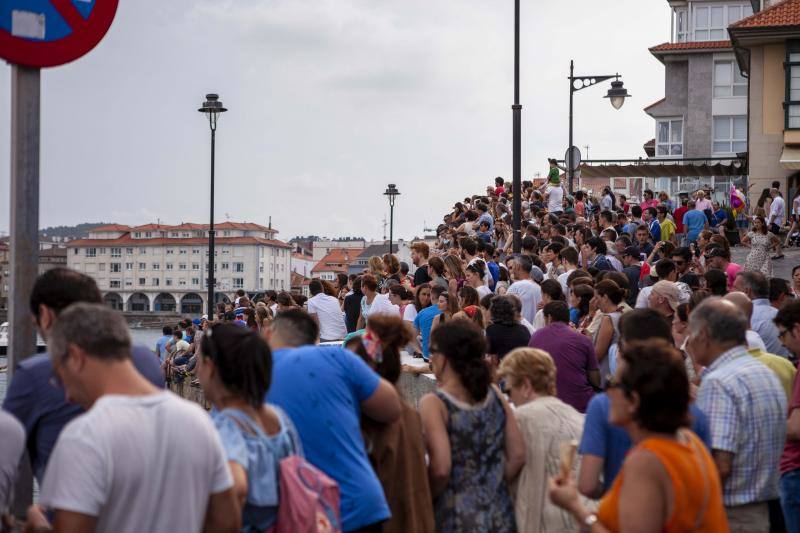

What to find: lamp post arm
left=569, top=74, right=619, bottom=93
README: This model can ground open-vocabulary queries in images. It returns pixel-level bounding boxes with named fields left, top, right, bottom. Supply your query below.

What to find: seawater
left=0, top=328, right=164, bottom=403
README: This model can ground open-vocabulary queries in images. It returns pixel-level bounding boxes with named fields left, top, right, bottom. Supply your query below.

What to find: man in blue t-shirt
left=155, top=325, right=174, bottom=363
left=576, top=308, right=711, bottom=498
left=683, top=200, right=709, bottom=243
left=413, top=285, right=445, bottom=360
left=2, top=268, right=164, bottom=483
left=265, top=310, right=402, bottom=532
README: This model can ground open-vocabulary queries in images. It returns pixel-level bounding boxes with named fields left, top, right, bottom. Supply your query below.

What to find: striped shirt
left=697, top=346, right=787, bottom=506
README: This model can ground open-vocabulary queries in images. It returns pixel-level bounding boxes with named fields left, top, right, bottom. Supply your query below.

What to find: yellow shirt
left=660, top=218, right=676, bottom=243
left=749, top=348, right=797, bottom=402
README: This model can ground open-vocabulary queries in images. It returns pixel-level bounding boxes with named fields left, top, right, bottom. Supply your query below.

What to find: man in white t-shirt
left=506, top=255, right=542, bottom=324
left=769, top=188, right=786, bottom=259
left=546, top=184, right=564, bottom=214
left=307, top=279, right=347, bottom=342
left=26, top=303, right=238, bottom=533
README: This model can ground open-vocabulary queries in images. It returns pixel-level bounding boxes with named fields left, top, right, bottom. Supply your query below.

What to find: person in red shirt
left=673, top=198, right=689, bottom=245
left=494, top=176, right=505, bottom=195
left=774, top=301, right=800, bottom=531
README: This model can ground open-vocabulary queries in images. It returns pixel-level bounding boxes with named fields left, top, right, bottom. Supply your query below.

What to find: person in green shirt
left=547, top=158, right=561, bottom=185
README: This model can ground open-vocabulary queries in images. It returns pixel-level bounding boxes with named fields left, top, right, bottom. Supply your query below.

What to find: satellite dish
left=565, top=146, right=582, bottom=172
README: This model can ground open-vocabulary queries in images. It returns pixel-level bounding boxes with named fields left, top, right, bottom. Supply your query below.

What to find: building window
left=152, top=263, right=160, bottom=270
left=713, top=116, right=747, bottom=153
left=126, top=247, right=134, bottom=255
left=694, top=5, right=725, bottom=40
left=165, top=278, right=173, bottom=286
left=166, top=263, right=173, bottom=270
left=191, top=278, right=200, bottom=286
left=138, top=277, right=146, bottom=285
left=166, top=248, right=174, bottom=255
left=110, top=280, right=121, bottom=288
left=192, top=248, right=200, bottom=254
left=180, top=279, right=188, bottom=286
left=139, top=247, right=147, bottom=255
left=138, top=262, right=146, bottom=270
left=171, top=232, right=179, bottom=238
left=223, top=231, right=231, bottom=237
left=152, top=278, right=160, bottom=286
left=110, top=263, right=121, bottom=273
left=222, top=247, right=230, bottom=255
left=675, top=8, right=688, bottom=42
left=233, top=278, right=244, bottom=289
left=233, top=262, right=244, bottom=272
left=222, top=262, right=230, bottom=270
left=182, top=232, right=190, bottom=238
left=179, top=263, right=187, bottom=270
left=86, top=248, right=96, bottom=258
left=110, top=247, right=121, bottom=258
left=98, top=248, right=107, bottom=255
left=73, top=248, right=79, bottom=255
left=125, top=262, right=133, bottom=271
left=786, top=41, right=800, bottom=129
left=192, top=263, right=200, bottom=270
left=133, top=232, right=141, bottom=238
left=179, top=248, right=188, bottom=255
left=125, top=280, right=133, bottom=287
left=714, top=61, right=747, bottom=97
left=145, top=232, right=152, bottom=238
left=656, top=119, right=683, bottom=157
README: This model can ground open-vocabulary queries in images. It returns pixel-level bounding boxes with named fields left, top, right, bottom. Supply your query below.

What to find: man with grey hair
left=25, top=303, right=239, bottom=533
left=689, top=297, right=787, bottom=532
left=733, top=270, right=791, bottom=358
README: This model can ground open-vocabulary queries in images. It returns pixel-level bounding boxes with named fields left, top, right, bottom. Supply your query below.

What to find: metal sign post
left=1, top=0, right=120, bottom=518
left=8, top=62, right=40, bottom=519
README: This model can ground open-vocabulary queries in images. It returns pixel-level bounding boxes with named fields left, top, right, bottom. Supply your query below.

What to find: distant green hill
left=40, top=223, right=116, bottom=240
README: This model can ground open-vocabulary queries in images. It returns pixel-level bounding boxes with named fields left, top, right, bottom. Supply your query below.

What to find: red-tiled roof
left=66, top=236, right=292, bottom=248
left=291, top=271, right=311, bottom=287
left=649, top=40, right=732, bottom=52
left=644, top=98, right=665, bottom=111
left=311, top=248, right=361, bottom=274
left=731, top=0, right=800, bottom=28
left=92, top=224, right=131, bottom=232
left=115, top=222, right=277, bottom=233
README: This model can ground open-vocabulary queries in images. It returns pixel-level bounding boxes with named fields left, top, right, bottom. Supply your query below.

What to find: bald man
left=724, top=292, right=796, bottom=401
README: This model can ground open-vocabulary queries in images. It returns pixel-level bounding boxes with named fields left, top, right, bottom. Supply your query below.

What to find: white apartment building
left=67, top=222, right=292, bottom=314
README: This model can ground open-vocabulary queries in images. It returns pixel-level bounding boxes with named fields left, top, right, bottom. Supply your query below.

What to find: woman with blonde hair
left=499, top=347, right=586, bottom=533
left=383, top=254, right=401, bottom=284
left=442, top=255, right=467, bottom=293
left=368, top=256, right=385, bottom=286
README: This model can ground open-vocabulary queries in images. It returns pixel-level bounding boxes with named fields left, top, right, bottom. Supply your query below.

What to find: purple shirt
left=528, top=322, right=598, bottom=413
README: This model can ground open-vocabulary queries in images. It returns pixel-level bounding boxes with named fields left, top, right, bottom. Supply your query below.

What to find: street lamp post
left=568, top=60, right=631, bottom=194
left=384, top=184, right=400, bottom=255
left=198, top=94, right=227, bottom=317
left=512, top=0, right=522, bottom=253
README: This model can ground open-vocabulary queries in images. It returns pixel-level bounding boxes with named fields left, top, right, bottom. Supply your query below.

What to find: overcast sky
left=0, top=0, right=671, bottom=242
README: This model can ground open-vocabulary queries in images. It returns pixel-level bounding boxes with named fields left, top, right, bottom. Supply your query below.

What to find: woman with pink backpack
left=197, top=323, right=340, bottom=532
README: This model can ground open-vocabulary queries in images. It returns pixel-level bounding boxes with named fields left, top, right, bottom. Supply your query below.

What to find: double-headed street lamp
left=568, top=60, right=631, bottom=193
left=384, top=184, right=400, bottom=255
left=198, top=94, right=227, bottom=317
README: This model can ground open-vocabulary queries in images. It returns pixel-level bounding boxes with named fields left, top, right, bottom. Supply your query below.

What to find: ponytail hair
left=429, top=319, right=490, bottom=402
left=364, top=314, right=413, bottom=384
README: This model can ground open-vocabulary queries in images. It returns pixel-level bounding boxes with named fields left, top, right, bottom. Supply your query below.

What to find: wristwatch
left=583, top=514, right=598, bottom=529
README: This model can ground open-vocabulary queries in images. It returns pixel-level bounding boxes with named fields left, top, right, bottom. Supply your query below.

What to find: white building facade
left=67, top=222, right=292, bottom=314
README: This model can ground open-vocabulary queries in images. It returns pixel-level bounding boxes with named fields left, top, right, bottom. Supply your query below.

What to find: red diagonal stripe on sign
left=50, top=0, right=88, bottom=32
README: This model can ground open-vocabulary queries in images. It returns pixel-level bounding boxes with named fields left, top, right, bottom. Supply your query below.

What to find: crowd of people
left=3, top=169, right=800, bottom=532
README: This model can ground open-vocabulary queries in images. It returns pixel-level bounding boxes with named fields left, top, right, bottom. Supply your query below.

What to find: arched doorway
left=126, top=293, right=150, bottom=312
left=154, top=293, right=177, bottom=312
left=181, top=293, right=203, bottom=315
left=104, top=292, right=123, bottom=311
left=214, top=293, right=231, bottom=305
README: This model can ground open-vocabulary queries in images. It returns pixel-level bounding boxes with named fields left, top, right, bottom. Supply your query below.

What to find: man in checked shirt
left=688, top=298, right=787, bottom=533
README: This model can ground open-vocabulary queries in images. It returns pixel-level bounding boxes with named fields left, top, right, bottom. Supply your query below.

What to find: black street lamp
left=384, top=184, right=400, bottom=255
left=568, top=60, right=630, bottom=194
left=198, top=93, right=227, bottom=317
left=512, top=0, right=522, bottom=253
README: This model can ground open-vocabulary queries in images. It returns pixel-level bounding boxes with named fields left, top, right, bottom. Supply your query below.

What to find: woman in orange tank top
left=549, top=339, right=728, bottom=532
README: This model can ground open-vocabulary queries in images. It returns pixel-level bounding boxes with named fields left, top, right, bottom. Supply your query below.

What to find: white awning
left=780, top=146, right=800, bottom=170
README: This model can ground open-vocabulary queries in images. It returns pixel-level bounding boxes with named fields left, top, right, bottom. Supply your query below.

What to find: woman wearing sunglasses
left=549, top=339, right=727, bottom=532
